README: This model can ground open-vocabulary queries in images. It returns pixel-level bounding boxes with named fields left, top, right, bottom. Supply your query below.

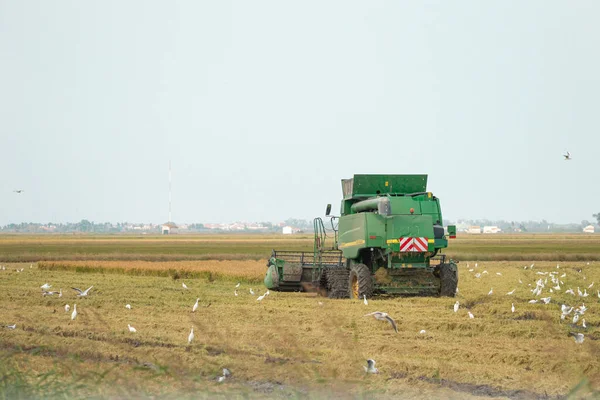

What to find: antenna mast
left=169, top=160, right=172, bottom=223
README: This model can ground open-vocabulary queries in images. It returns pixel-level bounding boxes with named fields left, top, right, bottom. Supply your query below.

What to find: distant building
left=161, top=222, right=178, bottom=235
left=282, top=226, right=293, bottom=235
left=483, top=226, right=502, bottom=234
left=583, top=225, right=595, bottom=234
left=466, top=226, right=481, bottom=234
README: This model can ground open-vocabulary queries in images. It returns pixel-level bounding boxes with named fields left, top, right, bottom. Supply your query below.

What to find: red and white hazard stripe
left=399, top=237, right=429, bottom=252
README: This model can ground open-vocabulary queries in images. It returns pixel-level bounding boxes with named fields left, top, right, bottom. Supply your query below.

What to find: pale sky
left=1, top=1, right=598, bottom=225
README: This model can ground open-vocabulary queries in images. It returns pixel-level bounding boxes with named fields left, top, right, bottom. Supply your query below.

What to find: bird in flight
left=364, top=311, right=398, bottom=333
left=364, top=359, right=379, bottom=374
left=13, top=190, right=24, bottom=193
left=72, top=286, right=93, bottom=297
left=563, top=151, right=572, bottom=160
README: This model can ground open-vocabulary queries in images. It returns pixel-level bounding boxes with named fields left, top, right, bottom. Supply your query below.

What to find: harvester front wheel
left=348, top=263, right=373, bottom=299
left=439, top=262, right=458, bottom=297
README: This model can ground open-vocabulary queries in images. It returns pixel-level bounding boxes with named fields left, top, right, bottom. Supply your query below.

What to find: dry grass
left=1, top=260, right=600, bottom=398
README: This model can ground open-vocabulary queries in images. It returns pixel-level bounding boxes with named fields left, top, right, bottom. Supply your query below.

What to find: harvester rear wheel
left=348, top=263, right=373, bottom=299
left=439, top=263, right=458, bottom=297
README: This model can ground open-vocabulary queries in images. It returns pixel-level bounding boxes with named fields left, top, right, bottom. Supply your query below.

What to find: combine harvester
left=264, top=174, right=458, bottom=298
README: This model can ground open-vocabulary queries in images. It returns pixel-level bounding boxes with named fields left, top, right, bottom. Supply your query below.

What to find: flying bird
left=72, top=286, right=93, bottom=297
left=128, top=324, right=137, bottom=333
left=363, top=295, right=368, bottom=305
left=364, top=311, right=398, bottom=333
left=13, top=190, right=24, bottom=193
left=188, top=327, right=194, bottom=344
left=570, top=332, right=584, bottom=344
left=364, top=359, right=379, bottom=374
left=71, top=304, right=77, bottom=320
left=192, top=298, right=199, bottom=312
left=563, top=151, right=572, bottom=160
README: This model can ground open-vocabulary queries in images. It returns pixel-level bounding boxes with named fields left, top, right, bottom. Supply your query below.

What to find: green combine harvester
left=264, top=174, right=458, bottom=298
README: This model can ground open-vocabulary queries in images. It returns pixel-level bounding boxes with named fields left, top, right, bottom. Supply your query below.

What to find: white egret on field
left=364, top=311, right=398, bottom=333
left=182, top=282, right=188, bottom=289
left=454, top=301, right=459, bottom=313
left=419, top=329, right=426, bottom=334
left=65, top=304, right=70, bottom=312
left=363, top=295, right=368, bottom=305
left=507, top=289, right=516, bottom=295
left=71, top=304, right=77, bottom=320
left=511, top=303, right=515, bottom=313
left=249, top=288, right=255, bottom=295
left=188, top=327, right=194, bottom=344
left=125, top=304, right=131, bottom=309
left=6, top=324, right=16, bottom=329
left=541, top=297, right=551, bottom=304
left=468, top=312, right=474, bottom=319
left=234, top=290, right=238, bottom=297
left=192, top=298, right=199, bottom=312
left=128, top=324, right=137, bottom=333
left=573, top=314, right=580, bottom=324
left=257, top=293, right=266, bottom=302
left=40, top=283, right=51, bottom=290
left=488, top=288, right=493, bottom=296
left=528, top=300, right=538, bottom=304
left=364, top=359, right=379, bottom=374
left=583, top=319, right=587, bottom=328
left=235, top=283, right=240, bottom=288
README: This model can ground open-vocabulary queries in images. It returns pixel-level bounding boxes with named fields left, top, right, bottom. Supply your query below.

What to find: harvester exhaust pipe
left=350, top=197, right=391, bottom=216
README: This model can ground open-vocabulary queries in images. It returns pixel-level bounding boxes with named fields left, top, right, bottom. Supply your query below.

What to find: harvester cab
left=264, top=174, right=458, bottom=298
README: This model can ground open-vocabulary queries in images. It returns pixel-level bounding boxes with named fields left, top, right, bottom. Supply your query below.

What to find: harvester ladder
left=312, top=217, right=327, bottom=283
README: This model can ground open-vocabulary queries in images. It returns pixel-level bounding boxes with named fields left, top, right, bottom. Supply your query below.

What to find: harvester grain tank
left=264, top=174, right=458, bottom=297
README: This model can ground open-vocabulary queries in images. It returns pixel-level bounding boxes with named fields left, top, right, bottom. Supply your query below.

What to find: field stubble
left=1, top=257, right=600, bottom=398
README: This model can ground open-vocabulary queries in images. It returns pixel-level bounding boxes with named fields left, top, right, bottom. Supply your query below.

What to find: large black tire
left=326, top=268, right=350, bottom=299
left=439, top=262, right=458, bottom=297
left=348, top=263, right=373, bottom=299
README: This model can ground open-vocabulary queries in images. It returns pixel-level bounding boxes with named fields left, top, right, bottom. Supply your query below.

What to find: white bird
left=265, top=290, right=270, bottom=296
left=528, top=300, right=538, bottom=304
left=125, top=304, right=131, bottom=309
left=128, top=324, right=137, bottom=333
left=507, top=289, right=516, bottom=295
left=234, top=290, right=238, bottom=296
left=256, top=293, right=266, bottom=302
left=65, top=304, right=70, bottom=312
left=72, top=286, right=93, bottom=297
left=496, top=272, right=502, bottom=276
left=541, top=297, right=551, bottom=304
left=530, top=263, right=535, bottom=269
left=235, top=283, right=240, bottom=288
left=364, top=311, right=398, bottom=333
left=188, top=327, right=194, bottom=344
left=561, top=273, right=566, bottom=278
left=565, top=289, right=575, bottom=295
left=217, top=376, right=226, bottom=383
left=511, top=303, right=515, bottom=313
left=468, top=269, right=474, bottom=272
left=475, top=263, right=478, bottom=268
left=583, top=319, right=587, bottom=329
left=222, top=368, right=231, bottom=378
left=454, top=301, right=459, bottom=313
left=40, top=283, right=51, bottom=290
left=363, top=295, right=368, bottom=305
left=419, top=329, right=426, bottom=334
left=582, top=289, right=589, bottom=298
left=598, top=290, right=600, bottom=298
left=192, top=298, right=199, bottom=312
left=570, top=332, right=584, bottom=344
left=588, top=282, right=594, bottom=289
left=6, top=324, right=16, bottom=329
left=318, top=301, right=324, bottom=306
left=42, top=290, right=59, bottom=296
left=58, top=289, right=62, bottom=298
left=488, top=288, right=493, bottom=296
left=519, top=279, right=523, bottom=284
left=573, top=314, right=580, bottom=324
left=468, top=312, right=474, bottom=319
left=563, top=151, right=572, bottom=160
left=182, top=282, right=188, bottom=289
left=71, top=304, right=77, bottom=320
left=475, top=273, right=481, bottom=279
left=249, top=288, right=255, bottom=295
left=482, top=270, right=488, bottom=275
left=364, top=359, right=379, bottom=374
